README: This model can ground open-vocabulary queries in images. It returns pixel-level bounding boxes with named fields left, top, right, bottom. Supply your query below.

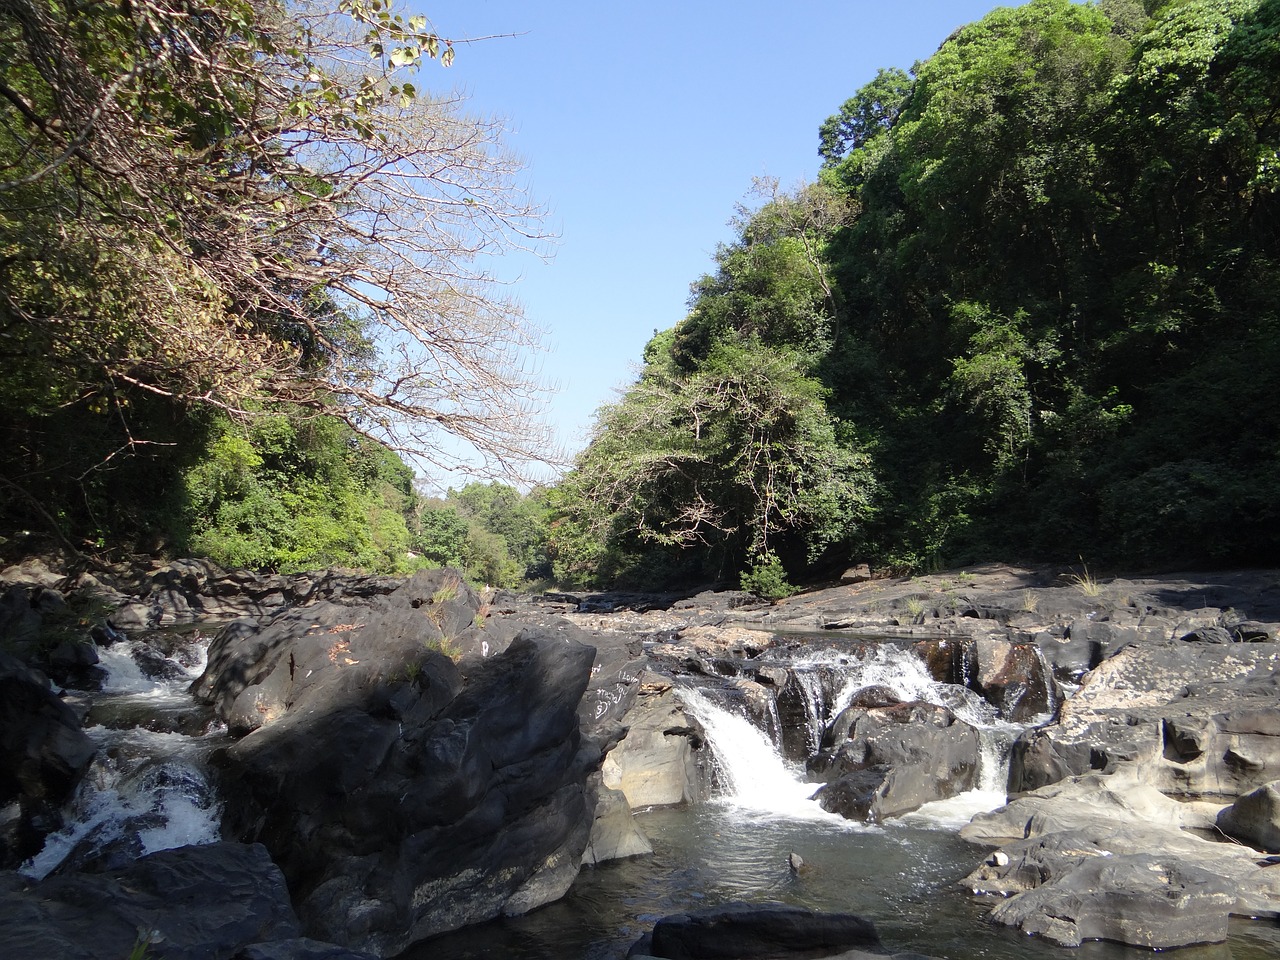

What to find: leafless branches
left=0, top=0, right=558, bottom=479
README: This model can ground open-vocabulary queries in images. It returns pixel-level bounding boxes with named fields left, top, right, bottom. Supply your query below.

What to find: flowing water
left=410, top=640, right=1280, bottom=960
left=20, top=630, right=226, bottom=881
left=24, top=629, right=1280, bottom=959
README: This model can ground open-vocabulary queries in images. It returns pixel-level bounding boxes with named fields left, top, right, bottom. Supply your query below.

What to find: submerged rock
left=630, top=902, right=884, bottom=959
left=0, top=842, right=301, bottom=960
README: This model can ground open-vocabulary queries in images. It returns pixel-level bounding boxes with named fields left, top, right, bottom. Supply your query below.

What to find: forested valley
left=3, top=0, right=1277, bottom=596
left=554, top=0, right=1280, bottom=594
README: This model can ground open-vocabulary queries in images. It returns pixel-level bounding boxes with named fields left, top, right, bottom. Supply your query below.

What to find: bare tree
left=0, top=0, right=557, bottom=478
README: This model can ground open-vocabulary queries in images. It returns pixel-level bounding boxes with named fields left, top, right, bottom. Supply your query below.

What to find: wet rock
left=0, top=652, right=96, bottom=867
left=236, top=939, right=379, bottom=960
left=961, top=772, right=1280, bottom=933
left=986, top=853, right=1235, bottom=948
left=914, top=636, right=1055, bottom=721
left=602, top=675, right=708, bottom=808
left=0, top=842, right=300, bottom=960
left=1216, top=780, right=1280, bottom=852
left=191, top=569, right=482, bottom=738
left=631, top=901, right=882, bottom=959
left=582, top=784, right=652, bottom=865
left=810, top=701, right=979, bottom=821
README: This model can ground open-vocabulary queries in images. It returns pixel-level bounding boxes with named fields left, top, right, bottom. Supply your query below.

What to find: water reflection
left=401, top=803, right=1280, bottom=960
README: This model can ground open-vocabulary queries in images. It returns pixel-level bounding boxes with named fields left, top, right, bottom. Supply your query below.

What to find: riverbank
left=3, top=556, right=1280, bottom=957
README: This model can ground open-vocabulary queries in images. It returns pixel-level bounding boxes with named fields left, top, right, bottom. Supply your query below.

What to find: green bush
left=740, top=551, right=797, bottom=601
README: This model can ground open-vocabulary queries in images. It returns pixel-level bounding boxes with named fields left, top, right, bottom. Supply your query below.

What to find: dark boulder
left=913, top=636, right=1055, bottom=721
left=0, top=651, right=96, bottom=867
left=210, top=597, right=601, bottom=957
left=809, top=700, right=979, bottom=821
left=0, top=841, right=300, bottom=960
left=632, top=901, right=882, bottom=959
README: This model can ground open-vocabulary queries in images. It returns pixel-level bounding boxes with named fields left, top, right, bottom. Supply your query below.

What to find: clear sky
left=416, top=1, right=1014, bottom=486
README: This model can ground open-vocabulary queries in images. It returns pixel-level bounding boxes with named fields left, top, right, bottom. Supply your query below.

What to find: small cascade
left=22, top=630, right=225, bottom=880
left=676, top=688, right=856, bottom=825
left=792, top=669, right=828, bottom=754
left=823, top=644, right=998, bottom=729
left=680, top=640, right=1044, bottom=831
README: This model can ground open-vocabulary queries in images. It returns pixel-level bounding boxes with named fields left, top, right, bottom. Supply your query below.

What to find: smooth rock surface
left=0, top=842, right=300, bottom=960
left=632, top=902, right=883, bottom=959
left=986, top=853, right=1236, bottom=948
left=1216, top=779, right=1280, bottom=852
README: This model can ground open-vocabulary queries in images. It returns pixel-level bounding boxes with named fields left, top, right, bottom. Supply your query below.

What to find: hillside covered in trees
left=551, top=0, right=1279, bottom=592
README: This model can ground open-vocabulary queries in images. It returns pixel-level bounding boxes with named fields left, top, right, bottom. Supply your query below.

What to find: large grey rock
left=0, top=842, right=300, bottom=960
left=191, top=569, right=484, bottom=737
left=602, top=675, right=708, bottom=808
left=961, top=772, right=1216, bottom=846
left=1008, top=639, right=1280, bottom=794
left=210, top=607, right=601, bottom=957
left=810, top=700, right=980, bottom=822
left=582, top=784, right=653, bottom=865
left=961, top=772, right=1280, bottom=942
left=0, top=651, right=96, bottom=867
left=1217, top=779, right=1280, bottom=852
left=986, top=853, right=1236, bottom=948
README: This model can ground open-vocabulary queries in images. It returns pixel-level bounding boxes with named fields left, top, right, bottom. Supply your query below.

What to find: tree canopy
left=557, top=0, right=1280, bottom=590
left=1, top=0, right=554, bottom=559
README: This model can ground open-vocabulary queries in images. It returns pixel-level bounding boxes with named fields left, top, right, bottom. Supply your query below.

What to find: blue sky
left=417, top=1, right=1013, bottom=484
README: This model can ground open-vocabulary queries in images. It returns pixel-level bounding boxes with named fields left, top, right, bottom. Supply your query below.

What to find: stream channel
left=22, top=626, right=1280, bottom=960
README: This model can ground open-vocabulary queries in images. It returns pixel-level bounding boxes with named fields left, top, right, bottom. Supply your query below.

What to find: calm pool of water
left=400, top=801, right=1280, bottom=960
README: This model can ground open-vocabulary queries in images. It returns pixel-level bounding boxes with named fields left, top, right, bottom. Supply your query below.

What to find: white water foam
left=20, top=727, right=222, bottom=880
left=21, top=636, right=222, bottom=880
left=676, top=688, right=864, bottom=827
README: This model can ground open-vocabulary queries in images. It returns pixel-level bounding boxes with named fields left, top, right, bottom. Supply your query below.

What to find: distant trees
left=552, top=187, right=873, bottom=590
left=414, top=482, right=551, bottom=587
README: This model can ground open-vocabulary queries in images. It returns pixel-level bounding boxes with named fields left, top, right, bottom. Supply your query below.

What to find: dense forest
left=552, top=0, right=1280, bottom=593
left=3, top=0, right=1277, bottom=594
left=1, top=0, right=553, bottom=578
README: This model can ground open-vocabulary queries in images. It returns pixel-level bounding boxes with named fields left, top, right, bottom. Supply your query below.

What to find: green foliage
left=409, top=482, right=551, bottom=588
left=179, top=411, right=416, bottom=573
left=740, top=550, right=797, bottom=601
left=554, top=330, right=873, bottom=589
left=818, top=67, right=913, bottom=167
left=559, top=0, right=1280, bottom=585
left=1, top=0, right=552, bottom=561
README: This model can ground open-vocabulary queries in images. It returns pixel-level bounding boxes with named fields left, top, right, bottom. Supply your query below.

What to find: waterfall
left=21, top=633, right=224, bottom=880
left=676, top=688, right=858, bottom=826
left=792, top=669, right=828, bottom=754
left=679, top=641, right=1032, bottom=831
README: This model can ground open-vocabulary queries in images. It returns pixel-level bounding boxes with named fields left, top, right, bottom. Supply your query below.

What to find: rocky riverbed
left=2, top=556, right=1279, bottom=958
